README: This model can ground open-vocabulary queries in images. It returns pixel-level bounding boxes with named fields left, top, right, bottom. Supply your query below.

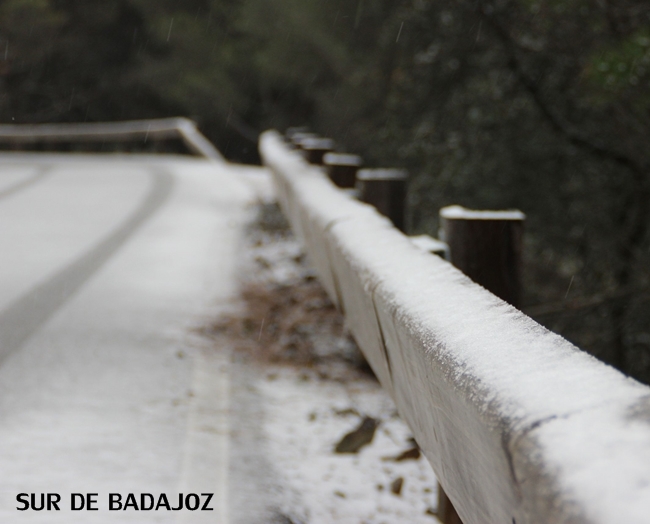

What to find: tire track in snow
left=0, top=166, right=52, bottom=203
left=0, top=168, right=174, bottom=363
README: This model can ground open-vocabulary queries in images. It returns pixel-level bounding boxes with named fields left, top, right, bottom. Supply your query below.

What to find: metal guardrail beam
left=259, top=129, right=650, bottom=524
left=0, top=117, right=224, bottom=161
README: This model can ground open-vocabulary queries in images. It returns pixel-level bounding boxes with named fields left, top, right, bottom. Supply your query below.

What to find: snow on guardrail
left=0, top=117, right=224, bottom=161
left=259, top=129, right=650, bottom=524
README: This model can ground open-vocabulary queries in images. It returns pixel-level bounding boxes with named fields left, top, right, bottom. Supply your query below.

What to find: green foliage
left=584, top=30, right=650, bottom=107
left=0, top=0, right=65, bottom=63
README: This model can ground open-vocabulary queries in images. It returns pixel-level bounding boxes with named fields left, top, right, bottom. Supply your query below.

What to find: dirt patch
left=201, top=203, right=371, bottom=380
left=206, top=202, right=440, bottom=522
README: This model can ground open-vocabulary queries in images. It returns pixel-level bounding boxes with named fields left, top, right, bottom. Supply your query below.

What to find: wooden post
left=439, top=205, right=525, bottom=308
left=285, top=126, right=310, bottom=140
left=356, top=168, right=408, bottom=232
left=289, top=132, right=318, bottom=149
left=285, top=127, right=310, bottom=147
left=300, top=137, right=335, bottom=165
left=437, top=485, right=464, bottom=524
left=436, top=206, right=524, bottom=524
left=409, top=234, right=449, bottom=260
left=323, top=152, right=363, bottom=188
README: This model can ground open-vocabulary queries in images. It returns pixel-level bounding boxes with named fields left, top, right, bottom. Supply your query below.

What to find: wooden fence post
left=439, top=205, right=525, bottom=308
left=409, top=234, right=450, bottom=260
left=323, top=152, right=363, bottom=188
left=289, top=132, right=318, bottom=149
left=285, top=126, right=310, bottom=140
left=300, top=137, right=335, bottom=165
left=356, top=168, right=408, bottom=232
left=437, top=486, right=464, bottom=524
left=437, top=205, right=524, bottom=524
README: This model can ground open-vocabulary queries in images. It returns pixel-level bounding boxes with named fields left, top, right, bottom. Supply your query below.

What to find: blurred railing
left=0, top=117, right=224, bottom=161
left=260, top=129, right=650, bottom=524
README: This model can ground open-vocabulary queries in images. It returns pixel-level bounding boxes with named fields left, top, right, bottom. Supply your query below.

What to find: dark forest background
left=1, top=0, right=649, bottom=383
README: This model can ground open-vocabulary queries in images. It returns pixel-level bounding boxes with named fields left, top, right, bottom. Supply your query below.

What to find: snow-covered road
left=0, top=154, right=257, bottom=522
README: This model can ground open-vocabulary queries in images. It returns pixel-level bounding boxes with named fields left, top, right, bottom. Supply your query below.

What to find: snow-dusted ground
left=259, top=366, right=439, bottom=523
left=0, top=155, right=253, bottom=523
left=223, top=203, right=440, bottom=524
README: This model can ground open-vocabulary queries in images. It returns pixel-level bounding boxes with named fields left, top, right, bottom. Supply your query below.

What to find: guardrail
left=259, top=130, right=650, bottom=524
left=0, top=117, right=224, bottom=161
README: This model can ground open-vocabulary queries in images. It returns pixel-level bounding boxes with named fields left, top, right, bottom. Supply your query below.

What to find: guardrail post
left=300, top=137, right=335, bottom=165
left=289, top=132, right=318, bottom=149
left=409, top=234, right=450, bottom=260
left=439, top=206, right=525, bottom=307
left=437, top=206, right=524, bottom=523
left=356, top=168, right=408, bottom=232
left=285, top=126, right=310, bottom=140
left=437, top=487, right=463, bottom=524
left=323, top=152, right=363, bottom=188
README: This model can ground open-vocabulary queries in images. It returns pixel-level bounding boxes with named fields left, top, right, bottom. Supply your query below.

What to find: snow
left=357, top=168, right=408, bottom=181
left=409, top=235, right=449, bottom=259
left=299, top=137, right=335, bottom=150
left=440, top=204, right=525, bottom=220
left=323, top=153, right=363, bottom=166
left=514, top=398, right=650, bottom=523
left=259, top=136, right=381, bottom=307
left=229, top=201, right=441, bottom=523
left=259, top=366, right=440, bottom=524
left=290, top=132, right=318, bottom=144
left=0, top=155, right=253, bottom=523
left=259, top=130, right=650, bottom=524
left=0, top=164, right=43, bottom=194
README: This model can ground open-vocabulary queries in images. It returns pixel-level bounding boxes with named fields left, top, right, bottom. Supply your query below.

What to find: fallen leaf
left=383, top=446, right=421, bottom=461
left=334, top=417, right=378, bottom=453
left=390, top=477, right=404, bottom=496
